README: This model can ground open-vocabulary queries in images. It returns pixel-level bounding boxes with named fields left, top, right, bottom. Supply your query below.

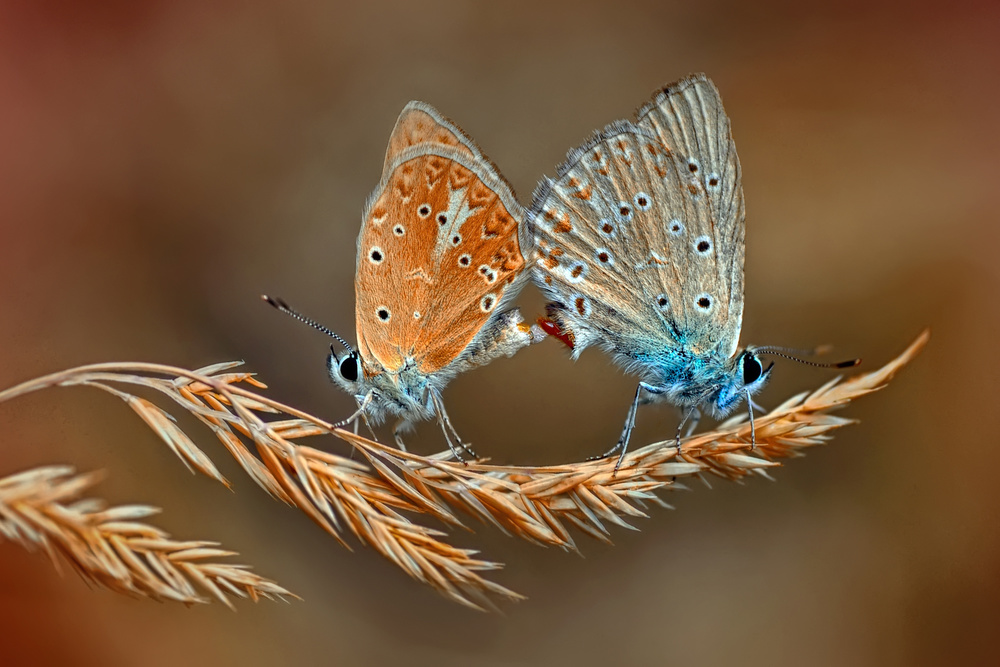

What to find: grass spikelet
left=0, top=465, right=295, bottom=608
left=0, top=331, right=927, bottom=608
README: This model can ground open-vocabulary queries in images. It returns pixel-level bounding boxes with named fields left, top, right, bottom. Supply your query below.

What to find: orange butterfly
left=267, top=102, right=542, bottom=459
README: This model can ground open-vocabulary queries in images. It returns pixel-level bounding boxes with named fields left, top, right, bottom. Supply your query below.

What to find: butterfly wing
left=530, top=74, right=745, bottom=364
left=356, top=105, right=528, bottom=377
left=382, top=101, right=481, bottom=168
left=635, top=74, right=745, bottom=358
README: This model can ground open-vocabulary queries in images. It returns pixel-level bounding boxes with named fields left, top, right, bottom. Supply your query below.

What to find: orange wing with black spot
left=355, top=105, right=527, bottom=376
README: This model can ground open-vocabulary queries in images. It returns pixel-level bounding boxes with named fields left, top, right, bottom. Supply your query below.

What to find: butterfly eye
left=742, top=353, right=763, bottom=385
left=339, top=354, right=359, bottom=382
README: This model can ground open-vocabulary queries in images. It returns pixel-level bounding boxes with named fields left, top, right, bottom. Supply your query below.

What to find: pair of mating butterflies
left=267, top=73, right=856, bottom=470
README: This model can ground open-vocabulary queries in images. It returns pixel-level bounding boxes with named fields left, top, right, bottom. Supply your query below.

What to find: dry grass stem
left=0, top=330, right=927, bottom=608
left=0, top=465, right=295, bottom=608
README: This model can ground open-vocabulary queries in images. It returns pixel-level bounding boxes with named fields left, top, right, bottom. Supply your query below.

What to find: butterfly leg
left=429, top=391, right=477, bottom=463
left=392, top=419, right=410, bottom=452
left=333, top=391, right=375, bottom=431
left=674, top=407, right=701, bottom=453
left=356, top=394, right=380, bottom=442
left=745, top=389, right=757, bottom=449
left=590, top=382, right=666, bottom=474
left=684, top=408, right=702, bottom=438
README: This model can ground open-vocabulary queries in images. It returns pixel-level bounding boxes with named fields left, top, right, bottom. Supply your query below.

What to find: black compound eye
left=339, top=354, right=359, bottom=382
left=743, top=353, right=763, bottom=385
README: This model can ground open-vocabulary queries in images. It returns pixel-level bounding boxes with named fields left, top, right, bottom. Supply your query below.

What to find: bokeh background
left=1, top=1, right=997, bottom=664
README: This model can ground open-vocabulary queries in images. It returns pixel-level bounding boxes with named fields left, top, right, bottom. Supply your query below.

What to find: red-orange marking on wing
left=449, top=162, right=474, bottom=190
left=553, top=213, right=572, bottom=234
left=424, top=156, right=449, bottom=186
left=537, top=317, right=575, bottom=350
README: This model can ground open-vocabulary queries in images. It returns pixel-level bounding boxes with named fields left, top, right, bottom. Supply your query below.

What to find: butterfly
left=266, top=101, right=542, bottom=460
left=529, top=73, right=856, bottom=471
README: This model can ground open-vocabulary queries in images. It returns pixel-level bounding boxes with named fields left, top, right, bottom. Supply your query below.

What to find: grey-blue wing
left=635, top=73, right=745, bottom=358
left=529, top=74, right=745, bottom=367
left=530, top=121, right=677, bottom=362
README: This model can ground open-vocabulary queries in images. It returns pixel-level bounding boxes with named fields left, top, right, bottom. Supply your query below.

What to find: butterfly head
left=714, top=348, right=774, bottom=415
left=714, top=345, right=862, bottom=414
left=327, top=344, right=364, bottom=394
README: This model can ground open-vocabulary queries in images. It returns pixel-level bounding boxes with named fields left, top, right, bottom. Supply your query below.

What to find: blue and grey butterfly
left=528, top=73, right=856, bottom=471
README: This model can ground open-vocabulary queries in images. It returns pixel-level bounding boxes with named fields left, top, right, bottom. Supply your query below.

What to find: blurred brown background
left=1, top=1, right=997, bottom=665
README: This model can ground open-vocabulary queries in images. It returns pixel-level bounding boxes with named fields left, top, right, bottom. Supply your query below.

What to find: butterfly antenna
left=261, top=295, right=355, bottom=354
left=754, top=344, right=833, bottom=357
left=753, top=347, right=860, bottom=369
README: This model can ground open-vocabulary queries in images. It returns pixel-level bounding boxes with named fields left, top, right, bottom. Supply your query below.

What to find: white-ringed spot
left=478, top=264, right=497, bottom=284
left=706, top=173, right=721, bottom=190
left=458, top=253, right=472, bottom=268
left=595, top=248, right=614, bottom=265
left=655, top=294, right=669, bottom=312
left=417, top=204, right=431, bottom=218
left=599, top=219, right=617, bottom=237
left=616, top=202, right=633, bottom=222
left=695, top=236, right=713, bottom=254
left=480, top=293, right=497, bottom=312
left=393, top=224, right=405, bottom=236
left=450, top=232, right=462, bottom=246
left=695, top=294, right=713, bottom=312
left=669, top=219, right=684, bottom=236
left=633, top=192, right=652, bottom=210
left=376, top=306, right=392, bottom=322
left=368, top=246, right=384, bottom=264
